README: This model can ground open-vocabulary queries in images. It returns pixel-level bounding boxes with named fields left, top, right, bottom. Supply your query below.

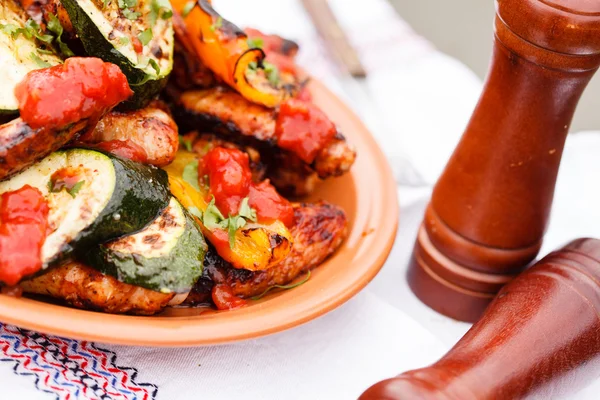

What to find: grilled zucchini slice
left=0, top=0, right=62, bottom=115
left=61, top=0, right=174, bottom=109
left=0, top=148, right=170, bottom=270
left=85, top=197, right=207, bottom=293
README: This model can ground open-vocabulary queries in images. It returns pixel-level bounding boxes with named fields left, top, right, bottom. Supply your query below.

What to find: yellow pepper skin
left=170, top=0, right=297, bottom=108
left=164, top=150, right=293, bottom=271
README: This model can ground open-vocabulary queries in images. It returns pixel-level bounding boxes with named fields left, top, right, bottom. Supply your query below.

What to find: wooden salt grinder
left=364, top=238, right=600, bottom=400
left=408, top=0, right=600, bottom=322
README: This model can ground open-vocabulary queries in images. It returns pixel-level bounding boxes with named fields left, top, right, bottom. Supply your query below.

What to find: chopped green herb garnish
left=25, top=19, right=53, bottom=44
left=148, top=58, right=161, bottom=75
left=30, top=52, right=51, bottom=68
left=149, top=0, right=173, bottom=25
left=118, top=0, right=137, bottom=8
left=238, top=197, right=257, bottom=222
left=103, top=0, right=111, bottom=7
left=48, top=178, right=85, bottom=198
left=119, top=36, right=130, bottom=46
left=251, top=271, right=312, bottom=300
left=37, top=48, right=55, bottom=55
left=181, top=1, right=196, bottom=18
left=182, top=160, right=200, bottom=191
left=247, top=37, right=264, bottom=50
left=68, top=180, right=85, bottom=198
left=263, top=61, right=281, bottom=87
left=138, top=28, right=153, bottom=45
left=179, top=136, right=193, bottom=152
left=0, top=23, right=21, bottom=38
left=210, top=16, right=223, bottom=32
left=188, top=206, right=203, bottom=219
left=197, top=196, right=258, bottom=249
left=47, top=14, right=74, bottom=56
left=122, top=8, right=141, bottom=20
left=203, top=198, right=225, bottom=230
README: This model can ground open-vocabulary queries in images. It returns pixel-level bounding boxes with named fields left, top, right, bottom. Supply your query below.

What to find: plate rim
left=0, top=79, right=399, bottom=346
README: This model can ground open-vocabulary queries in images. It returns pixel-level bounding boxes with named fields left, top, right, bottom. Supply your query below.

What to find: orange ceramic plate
left=0, top=80, right=399, bottom=346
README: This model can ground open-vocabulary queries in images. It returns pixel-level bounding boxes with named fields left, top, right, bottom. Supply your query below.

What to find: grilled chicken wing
left=172, top=87, right=356, bottom=182
left=20, top=262, right=177, bottom=315
left=0, top=118, right=88, bottom=181
left=184, top=201, right=348, bottom=303
left=79, top=101, right=179, bottom=167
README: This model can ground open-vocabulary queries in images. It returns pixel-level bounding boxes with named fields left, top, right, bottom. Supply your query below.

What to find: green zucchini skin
left=61, top=0, right=173, bottom=109
left=0, top=148, right=171, bottom=270
left=75, top=150, right=171, bottom=247
left=85, top=198, right=207, bottom=293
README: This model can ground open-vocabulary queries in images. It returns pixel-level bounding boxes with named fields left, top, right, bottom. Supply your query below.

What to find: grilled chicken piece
left=20, top=262, right=177, bottom=315
left=172, top=87, right=356, bottom=181
left=78, top=101, right=179, bottom=167
left=184, top=201, right=348, bottom=303
left=0, top=118, right=89, bottom=181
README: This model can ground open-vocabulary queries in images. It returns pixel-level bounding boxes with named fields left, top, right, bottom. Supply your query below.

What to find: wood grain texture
left=300, top=0, right=366, bottom=77
left=364, top=239, right=600, bottom=400
left=407, top=0, right=600, bottom=322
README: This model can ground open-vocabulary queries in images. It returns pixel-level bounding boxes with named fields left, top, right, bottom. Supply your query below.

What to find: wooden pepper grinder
left=408, top=0, right=600, bottom=322
left=364, top=238, right=600, bottom=400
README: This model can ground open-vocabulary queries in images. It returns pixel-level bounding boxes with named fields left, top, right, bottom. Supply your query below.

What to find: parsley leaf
left=30, top=52, right=51, bottom=68
left=149, top=0, right=173, bottom=25
left=181, top=1, right=196, bottom=18
left=192, top=195, right=258, bottom=249
left=138, top=28, right=153, bottom=45
left=68, top=180, right=85, bottom=198
left=118, top=0, right=137, bottom=8
left=24, top=19, right=53, bottom=44
left=182, top=160, right=200, bottom=191
left=263, top=61, right=281, bottom=87
left=148, top=58, right=161, bottom=75
left=203, top=198, right=225, bottom=230
left=247, top=37, right=264, bottom=50
left=122, top=8, right=141, bottom=20
left=226, top=215, right=248, bottom=248
left=47, top=14, right=74, bottom=56
left=251, top=271, right=312, bottom=300
left=210, top=16, right=223, bottom=32
left=238, top=197, right=257, bottom=222
left=179, top=136, right=193, bottom=152
left=0, top=23, right=21, bottom=38
left=188, top=206, right=203, bottom=219
left=48, top=178, right=85, bottom=198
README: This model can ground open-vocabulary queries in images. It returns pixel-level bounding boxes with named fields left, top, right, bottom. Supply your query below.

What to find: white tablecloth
left=2, top=0, right=600, bottom=398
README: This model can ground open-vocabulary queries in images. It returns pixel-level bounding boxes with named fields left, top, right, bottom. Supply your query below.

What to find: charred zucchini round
left=0, top=148, right=171, bottom=269
left=61, top=0, right=174, bottom=109
left=85, top=197, right=207, bottom=293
